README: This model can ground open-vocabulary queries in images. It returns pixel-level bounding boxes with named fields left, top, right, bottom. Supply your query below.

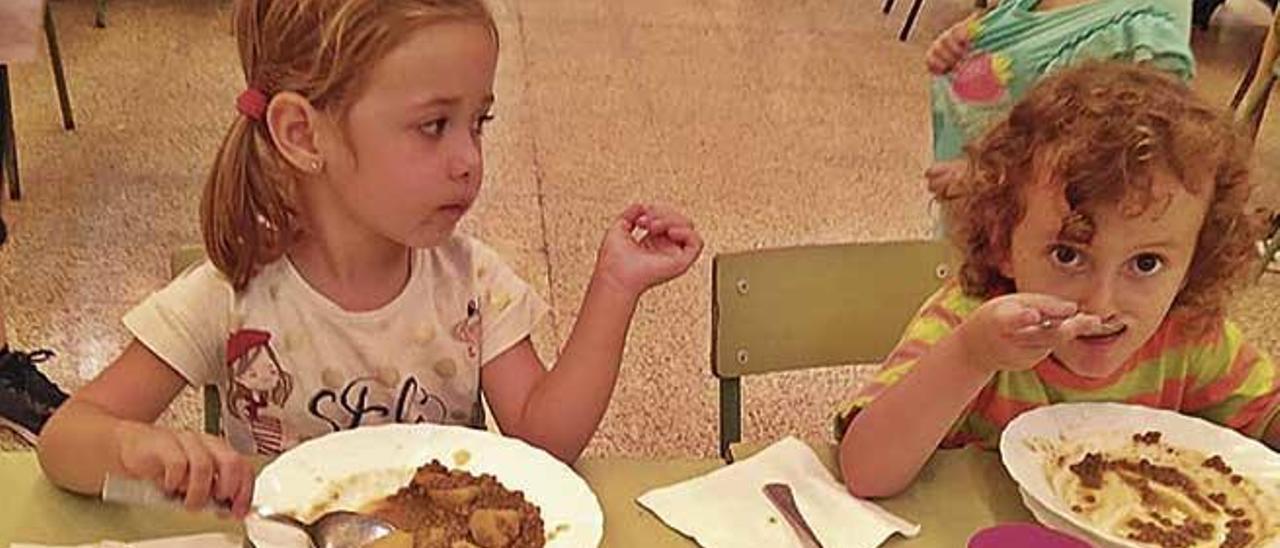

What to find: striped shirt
left=836, top=283, right=1280, bottom=448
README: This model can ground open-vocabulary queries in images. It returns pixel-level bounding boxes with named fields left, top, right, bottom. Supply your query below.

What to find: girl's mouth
left=1077, top=324, right=1127, bottom=345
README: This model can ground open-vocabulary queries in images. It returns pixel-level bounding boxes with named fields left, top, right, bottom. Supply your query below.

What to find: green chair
left=711, top=240, right=952, bottom=462
left=166, top=245, right=222, bottom=435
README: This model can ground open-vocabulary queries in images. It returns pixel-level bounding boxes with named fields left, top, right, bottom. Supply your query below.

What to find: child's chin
left=403, top=229, right=455, bottom=249
left=1052, top=352, right=1125, bottom=379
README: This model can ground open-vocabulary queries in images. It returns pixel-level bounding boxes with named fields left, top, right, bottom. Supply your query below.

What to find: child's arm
left=37, top=341, right=255, bottom=518
left=482, top=204, right=702, bottom=463
left=840, top=294, right=1099, bottom=498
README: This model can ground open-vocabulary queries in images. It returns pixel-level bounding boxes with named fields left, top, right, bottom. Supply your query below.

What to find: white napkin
left=11, top=533, right=241, bottom=548
left=637, top=437, right=921, bottom=548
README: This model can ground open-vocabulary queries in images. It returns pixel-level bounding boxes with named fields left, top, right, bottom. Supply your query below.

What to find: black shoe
left=0, top=348, right=68, bottom=410
left=0, top=380, right=51, bottom=444
left=0, top=349, right=67, bottom=443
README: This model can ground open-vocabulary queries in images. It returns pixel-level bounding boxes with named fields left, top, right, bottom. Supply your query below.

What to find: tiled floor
left=2, top=0, right=1278, bottom=455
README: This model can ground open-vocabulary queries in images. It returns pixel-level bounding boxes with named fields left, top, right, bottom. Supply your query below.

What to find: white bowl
left=247, top=423, right=603, bottom=548
left=1000, top=403, right=1280, bottom=548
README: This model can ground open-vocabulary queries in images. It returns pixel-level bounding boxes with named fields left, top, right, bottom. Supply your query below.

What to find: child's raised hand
left=926, top=15, right=977, bottom=75
left=116, top=422, right=255, bottom=519
left=594, top=204, right=703, bottom=296
left=957, top=293, right=1103, bottom=373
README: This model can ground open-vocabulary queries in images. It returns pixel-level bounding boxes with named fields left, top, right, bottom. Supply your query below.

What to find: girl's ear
left=266, top=91, right=327, bottom=174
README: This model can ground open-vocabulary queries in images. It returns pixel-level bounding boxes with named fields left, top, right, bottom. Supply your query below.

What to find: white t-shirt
left=123, top=236, right=548, bottom=455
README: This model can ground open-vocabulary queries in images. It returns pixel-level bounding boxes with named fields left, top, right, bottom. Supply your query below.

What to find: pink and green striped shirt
left=836, top=282, right=1280, bottom=448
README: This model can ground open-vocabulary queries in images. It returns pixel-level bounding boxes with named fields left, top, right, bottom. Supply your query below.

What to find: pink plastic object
left=968, top=524, right=1092, bottom=548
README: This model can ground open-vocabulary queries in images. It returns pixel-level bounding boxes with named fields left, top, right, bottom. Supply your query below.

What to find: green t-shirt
left=931, top=0, right=1195, bottom=161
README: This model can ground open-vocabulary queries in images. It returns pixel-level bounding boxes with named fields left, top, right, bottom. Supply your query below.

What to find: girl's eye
left=473, top=114, right=495, bottom=135
left=421, top=119, right=447, bottom=137
left=1130, top=253, right=1165, bottom=276
left=1049, top=245, right=1084, bottom=269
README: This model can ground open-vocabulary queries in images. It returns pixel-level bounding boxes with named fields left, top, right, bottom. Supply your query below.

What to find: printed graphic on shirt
left=453, top=298, right=481, bottom=360
left=307, top=374, right=451, bottom=432
left=225, top=329, right=294, bottom=455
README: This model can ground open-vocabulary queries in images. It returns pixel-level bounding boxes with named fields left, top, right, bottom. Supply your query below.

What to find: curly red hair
left=935, top=62, right=1268, bottom=328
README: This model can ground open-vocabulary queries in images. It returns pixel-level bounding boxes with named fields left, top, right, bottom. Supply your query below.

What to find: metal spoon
left=252, top=511, right=395, bottom=548
left=763, top=482, right=824, bottom=548
left=103, top=474, right=396, bottom=547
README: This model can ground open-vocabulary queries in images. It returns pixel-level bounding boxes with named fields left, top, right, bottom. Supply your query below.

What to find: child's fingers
left=614, top=204, right=646, bottom=234
left=926, top=49, right=951, bottom=75
left=203, top=435, right=250, bottom=505
left=231, top=469, right=256, bottom=519
left=175, top=433, right=216, bottom=510
left=942, top=33, right=968, bottom=58
left=637, top=204, right=692, bottom=230
left=156, top=441, right=190, bottom=495
left=1010, top=313, right=1102, bottom=344
left=619, top=203, right=646, bottom=224
left=1011, top=293, right=1079, bottom=321
left=1058, top=313, right=1104, bottom=339
left=927, top=47, right=962, bottom=75
left=990, top=299, right=1041, bottom=333
left=667, top=226, right=704, bottom=259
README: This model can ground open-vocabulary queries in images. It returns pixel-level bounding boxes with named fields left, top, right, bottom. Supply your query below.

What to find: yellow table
left=1, top=444, right=1032, bottom=547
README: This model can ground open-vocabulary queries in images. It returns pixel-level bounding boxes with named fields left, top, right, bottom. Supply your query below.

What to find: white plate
left=1000, top=403, right=1280, bottom=548
left=247, top=423, right=603, bottom=547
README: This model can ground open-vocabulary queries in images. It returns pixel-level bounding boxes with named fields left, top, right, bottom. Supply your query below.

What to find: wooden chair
left=711, top=240, right=952, bottom=462
left=1229, top=9, right=1280, bottom=275
left=1, top=2, right=76, bottom=201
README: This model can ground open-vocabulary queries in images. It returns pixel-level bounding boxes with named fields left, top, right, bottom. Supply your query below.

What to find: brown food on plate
left=363, top=460, right=545, bottom=548
left=1034, top=431, right=1279, bottom=548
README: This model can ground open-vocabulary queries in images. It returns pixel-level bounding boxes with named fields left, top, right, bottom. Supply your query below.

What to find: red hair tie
left=236, top=87, right=269, bottom=121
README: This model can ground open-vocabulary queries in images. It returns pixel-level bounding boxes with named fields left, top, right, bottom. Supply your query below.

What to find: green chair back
left=711, top=240, right=952, bottom=461
left=167, top=245, right=220, bottom=436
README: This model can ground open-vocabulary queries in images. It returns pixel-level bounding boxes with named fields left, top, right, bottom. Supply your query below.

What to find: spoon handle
left=102, top=473, right=236, bottom=514
left=763, top=482, right=825, bottom=548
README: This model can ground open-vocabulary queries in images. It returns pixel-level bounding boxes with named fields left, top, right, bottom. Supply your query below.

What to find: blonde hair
left=202, top=0, right=496, bottom=289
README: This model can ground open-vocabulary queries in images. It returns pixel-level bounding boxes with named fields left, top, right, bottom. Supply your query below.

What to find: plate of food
left=245, top=423, right=602, bottom=548
left=1001, top=403, right=1280, bottom=548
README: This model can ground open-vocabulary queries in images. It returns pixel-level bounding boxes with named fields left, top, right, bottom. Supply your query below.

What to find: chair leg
left=1232, top=48, right=1262, bottom=110
left=719, top=378, right=742, bottom=463
left=0, top=65, right=19, bottom=201
left=899, top=0, right=925, bottom=41
left=883, top=0, right=896, bottom=15
left=1260, top=215, right=1280, bottom=278
left=1242, top=75, right=1275, bottom=139
left=95, top=0, right=108, bottom=28
left=44, top=5, right=75, bottom=131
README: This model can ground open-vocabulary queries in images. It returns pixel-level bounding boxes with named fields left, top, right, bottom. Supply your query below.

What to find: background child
left=839, top=62, right=1278, bottom=498
left=36, top=0, right=702, bottom=518
left=926, top=0, right=1193, bottom=191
